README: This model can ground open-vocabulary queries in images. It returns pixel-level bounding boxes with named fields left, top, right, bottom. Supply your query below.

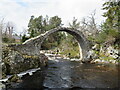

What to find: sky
left=0, top=0, right=106, bottom=34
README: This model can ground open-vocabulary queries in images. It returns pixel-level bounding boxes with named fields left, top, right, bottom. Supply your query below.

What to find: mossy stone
left=8, top=74, right=20, bottom=82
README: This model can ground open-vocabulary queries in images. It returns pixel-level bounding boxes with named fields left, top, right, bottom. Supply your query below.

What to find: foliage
left=27, top=15, right=65, bottom=49
left=2, top=37, right=15, bottom=43
left=2, top=37, right=9, bottom=43
left=41, top=32, right=66, bottom=50
left=49, top=16, right=62, bottom=28
left=102, top=1, right=120, bottom=28
left=90, top=0, right=120, bottom=46
left=21, top=34, right=29, bottom=43
left=1, top=20, right=19, bottom=43
left=102, top=0, right=120, bottom=44
left=58, top=34, right=80, bottom=58
left=99, top=53, right=115, bottom=61
left=79, top=11, right=99, bottom=38
left=69, top=17, right=80, bottom=29
left=28, top=15, right=62, bottom=37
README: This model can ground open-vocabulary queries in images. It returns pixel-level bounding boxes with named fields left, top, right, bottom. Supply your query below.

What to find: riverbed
left=4, top=57, right=120, bottom=89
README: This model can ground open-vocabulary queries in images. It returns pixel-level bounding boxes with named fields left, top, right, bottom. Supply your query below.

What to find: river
left=5, top=56, right=119, bottom=89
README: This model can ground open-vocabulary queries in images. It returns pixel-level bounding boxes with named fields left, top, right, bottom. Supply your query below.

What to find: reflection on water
left=43, top=59, right=119, bottom=89
left=6, top=58, right=119, bottom=89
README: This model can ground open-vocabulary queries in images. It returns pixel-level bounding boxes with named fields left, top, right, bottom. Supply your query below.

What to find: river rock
left=90, top=44, right=119, bottom=64
left=7, top=74, right=21, bottom=82
left=92, top=59, right=101, bottom=63
left=0, top=82, right=5, bottom=89
left=2, top=44, right=48, bottom=78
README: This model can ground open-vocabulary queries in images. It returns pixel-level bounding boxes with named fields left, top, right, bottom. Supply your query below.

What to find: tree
left=79, top=11, right=99, bottom=37
left=21, top=34, right=29, bottom=42
left=5, top=22, right=15, bottom=38
left=30, top=29, right=35, bottom=38
left=0, top=18, right=4, bottom=34
left=67, top=17, right=81, bottom=49
left=47, top=16, right=62, bottom=46
left=89, top=0, right=120, bottom=45
left=1, top=21, right=16, bottom=43
left=69, top=17, right=80, bottom=29
left=103, top=0, right=119, bottom=28
left=102, top=0, right=120, bottom=44
left=49, top=16, right=62, bottom=28
left=28, top=15, right=62, bottom=37
left=28, top=15, right=42, bottom=36
left=27, top=15, right=64, bottom=49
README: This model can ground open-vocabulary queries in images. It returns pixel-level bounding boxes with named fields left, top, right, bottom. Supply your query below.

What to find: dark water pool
left=5, top=58, right=119, bottom=89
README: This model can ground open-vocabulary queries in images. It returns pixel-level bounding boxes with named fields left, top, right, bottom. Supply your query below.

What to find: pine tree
left=69, top=17, right=80, bottom=29
left=102, top=0, right=120, bottom=44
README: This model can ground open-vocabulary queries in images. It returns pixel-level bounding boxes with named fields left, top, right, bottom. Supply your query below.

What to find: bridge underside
left=11, top=27, right=91, bottom=62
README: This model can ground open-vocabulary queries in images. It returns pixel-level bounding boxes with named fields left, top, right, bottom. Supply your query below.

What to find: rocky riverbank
left=41, top=43, right=120, bottom=64
left=1, top=44, right=48, bottom=81
left=88, top=44, right=119, bottom=64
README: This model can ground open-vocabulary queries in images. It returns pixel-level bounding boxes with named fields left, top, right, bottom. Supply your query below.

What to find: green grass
left=59, top=46, right=80, bottom=58
left=99, top=53, right=115, bottom=61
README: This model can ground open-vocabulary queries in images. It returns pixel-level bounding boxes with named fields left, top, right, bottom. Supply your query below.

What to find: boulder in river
left=2, top=44, right=48, bottom=78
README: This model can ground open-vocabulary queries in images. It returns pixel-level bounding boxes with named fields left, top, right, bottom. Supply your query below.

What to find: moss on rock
left=8, top=74, right=21, bottom=82
left=2, top=44, right=48, bottom=78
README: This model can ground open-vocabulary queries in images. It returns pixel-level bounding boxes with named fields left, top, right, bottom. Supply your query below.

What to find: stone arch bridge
left=11, top=27, right=91, bottom=62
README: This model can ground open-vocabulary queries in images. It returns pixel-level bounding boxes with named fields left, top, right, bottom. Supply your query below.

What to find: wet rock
left=7, top=74, right=21, bottom=83
left=2, top=45, right=48, bottom=78
left=90, top=44, right=119, bottom=64
left=0, top=82, right=5, bottom=89
left=93, top=59, right=101, bottom=63
left=2, top=73, right=7, bottom=79
left=92, top=44, right=100, bottom=51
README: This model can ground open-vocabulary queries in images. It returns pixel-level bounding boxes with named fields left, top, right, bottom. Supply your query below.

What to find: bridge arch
left=40, top=27, right=89, bottom=61
left=13, top=27, right=91, bottom=62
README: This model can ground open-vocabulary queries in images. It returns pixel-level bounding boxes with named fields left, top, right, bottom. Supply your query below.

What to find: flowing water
left=5, top=57, right=119, bottom=89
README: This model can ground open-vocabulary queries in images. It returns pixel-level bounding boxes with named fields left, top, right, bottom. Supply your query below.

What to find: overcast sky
left=0, top=0, right=105, bottom=34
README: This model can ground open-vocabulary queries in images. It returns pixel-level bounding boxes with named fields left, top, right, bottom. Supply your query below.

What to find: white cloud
left=0, top=0, right=105, bottom=34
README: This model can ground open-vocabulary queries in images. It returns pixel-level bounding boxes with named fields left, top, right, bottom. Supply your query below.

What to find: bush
left=2, top=37, right=15, bottom=43
left=21, top=35, right=29, bottom=42
left=2, top=37, right=9, bottom=43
